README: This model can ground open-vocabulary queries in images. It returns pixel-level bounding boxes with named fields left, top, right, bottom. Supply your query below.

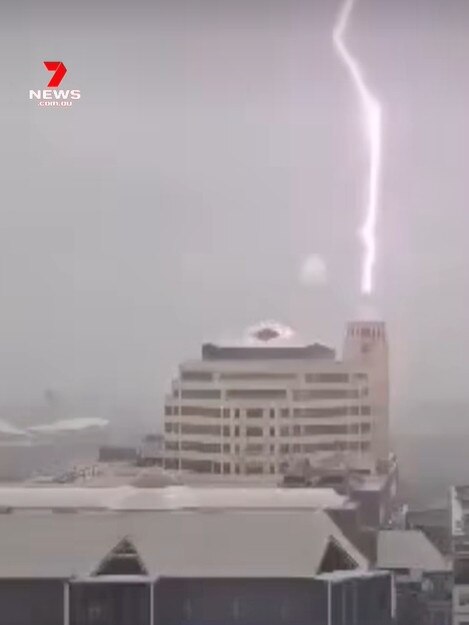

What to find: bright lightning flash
left=333, top=0, right=382, bottom=295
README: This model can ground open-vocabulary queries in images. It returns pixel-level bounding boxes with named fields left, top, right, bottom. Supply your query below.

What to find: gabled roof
left=0, top=509, right=369, bottom=579
left=377, top=530, right=451, bottom=572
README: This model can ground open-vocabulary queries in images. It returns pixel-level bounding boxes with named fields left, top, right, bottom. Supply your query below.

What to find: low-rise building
left=0, top=508, right=394, bottom=625
left=378, top=529, right=452, bottom=625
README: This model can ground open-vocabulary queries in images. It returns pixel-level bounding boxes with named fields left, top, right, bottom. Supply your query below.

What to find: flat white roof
left=0, top=485, right=352, bottom=512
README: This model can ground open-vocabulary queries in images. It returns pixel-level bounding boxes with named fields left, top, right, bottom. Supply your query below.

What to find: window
left=246, top=463, right=264, bottom=475
left=234, top=409, right=240, bottom=419
left=223, top=425, right=230, bottom=436
left=280, top=444, right=290, bottom=454
left=180, top=406, right=221, bottom=418
left=303, top=442, right=339, bottom=452
left=269, top=427, right=275, bottom=436
left=226, top=389, right=286, bottom=400
left=165, top=405, right=172, bottom=416
left=220, top=372, right=296, bottom=381
left=246, top=408, right=263, bottom=418
left=181, top=389, right=221, bottom=400
left=183, top=598, right=193, bottom=620
left=246, top=443, right=263, bottom=454
left=361, top=405, right=371, bottom=415
left=181, top=370, right=213, bottom=382
left=165, top=441, right=179, bottom=451
left=293, top=425, right=301, bottom=436
left=246, top=426, right=263, bottom=437
left=223, top=444, right=230, bottom=453
left=302, top=423, right=371, bottom=435
left=270, top=408, right=275, bottom=419
left=292, top=444, right=301, bottom=452
left=181, top=441, right=221, bottom=453
left=165, top=423, right=172, bottom=433
left=280, top=426, right=289, bottom=436
left=281, top=409, right=289, bottom=418
left=294, top=407, right=349, bottom=418
left=305, top=373, right=349, bottom=383
left=459, top=591, right=469, bottom=606
left=180, top=424, right=220, bottom=436
left=234, top=426, right=240, bottom=437
left=293, top=389, right=358, bottom=401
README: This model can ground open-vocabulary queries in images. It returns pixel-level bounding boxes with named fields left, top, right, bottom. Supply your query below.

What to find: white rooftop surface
left=0, top=485, right=351, bottom=511
left=28, top=417, right=109, bottom=433
left=0, top=419, right=29, bottom=437
left=377, top=530, right=450, bottom=572
left=0, top=509, right=369, bottom=578
left=317, top=569, right=390, bottom=582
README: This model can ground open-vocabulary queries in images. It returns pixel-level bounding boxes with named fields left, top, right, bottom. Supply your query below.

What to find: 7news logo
left=29, top=61, right=81, bottom=107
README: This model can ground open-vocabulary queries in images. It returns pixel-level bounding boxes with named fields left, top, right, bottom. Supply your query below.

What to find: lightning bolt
left=333, top=0, right=382, bottom=295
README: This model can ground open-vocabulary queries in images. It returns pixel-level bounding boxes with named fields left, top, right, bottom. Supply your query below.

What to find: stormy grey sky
left=1, top=0, right=469, bottom=422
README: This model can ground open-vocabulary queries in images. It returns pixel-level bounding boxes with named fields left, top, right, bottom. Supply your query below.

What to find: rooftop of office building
left=200, top=321, right=336, bottom=361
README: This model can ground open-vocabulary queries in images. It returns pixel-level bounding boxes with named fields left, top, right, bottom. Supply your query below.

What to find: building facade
left=450, top=485, right=469, bottom=625
left=163, top=320, right=389, bottom=477
left=378, top=529, right=452, bottom=625
left=0, top=508, right=393, bottom=625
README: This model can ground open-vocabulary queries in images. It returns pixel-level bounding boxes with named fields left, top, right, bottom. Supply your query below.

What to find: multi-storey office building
left=163, top=320, right=389, bottom=477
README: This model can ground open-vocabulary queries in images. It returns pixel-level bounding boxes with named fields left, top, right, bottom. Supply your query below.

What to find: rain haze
left=1, top=0, right=469, bottom=501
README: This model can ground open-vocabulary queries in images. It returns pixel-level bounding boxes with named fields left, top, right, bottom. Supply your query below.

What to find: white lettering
left=30, top=88, right=81, bottom=105
left=53, top=90, right=70, bottom=99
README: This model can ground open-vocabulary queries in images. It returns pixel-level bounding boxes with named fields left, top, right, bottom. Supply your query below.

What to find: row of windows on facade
left=165, top=405, right=371, bottom=418
left=349, top=325, right=384, bottom=339
left=165, top=422, right=371, bottom=437
left=180, top=370, right=369, bottom=383
left=171, top=388, right=368, bottom=401
left=165, top=440, right=371, bottom=454
left=164, top=457, right=277, bottom=474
